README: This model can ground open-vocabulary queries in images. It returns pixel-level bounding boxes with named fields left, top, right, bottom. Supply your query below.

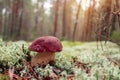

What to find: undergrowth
left=0, top=39, right=120, bottom=80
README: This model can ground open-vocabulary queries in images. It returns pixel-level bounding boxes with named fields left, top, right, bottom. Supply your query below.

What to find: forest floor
left=0, top=40, right=120, bottom=80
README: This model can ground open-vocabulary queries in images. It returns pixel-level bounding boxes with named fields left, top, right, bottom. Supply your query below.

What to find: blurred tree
left=20, top=0, right=34, bottom=40
left=34, top=0, right=45, bottom=37
left=82, top=0, right=96, bottom=41
left=0, top=0, right=3, bottom=35
left=10, top=0, right=24, bottom=40
left=2, top=0, right=12, bottom=40
left=72, top=0, right=82, bottom=41
left=62, top=0, right=67, bottom=38
left=97, top=0, right=115, bottom=41
left=0, top=0, right=119, bottom=41
left=114, top=0, right=120, bottom=28
left=53, top=0, right=59, bottom=36
left=62, top=0, right=75, bottom=40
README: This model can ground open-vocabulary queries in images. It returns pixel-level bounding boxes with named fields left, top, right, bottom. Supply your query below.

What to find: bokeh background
left=0, top=0, right=120, bottom=42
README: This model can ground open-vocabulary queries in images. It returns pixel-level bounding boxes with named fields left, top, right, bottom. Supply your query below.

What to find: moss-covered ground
left=0, top=39, right=120, bottom=80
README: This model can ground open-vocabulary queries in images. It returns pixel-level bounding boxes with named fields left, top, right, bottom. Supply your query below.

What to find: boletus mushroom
left=29, top=36, right=62, bottom=66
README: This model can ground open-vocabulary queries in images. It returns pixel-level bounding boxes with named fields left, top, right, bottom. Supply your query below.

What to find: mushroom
left=29, top=36, right=62, bottom=66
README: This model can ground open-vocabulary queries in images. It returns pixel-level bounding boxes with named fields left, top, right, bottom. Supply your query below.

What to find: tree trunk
left=2, top=0, right=12, bottom=40
left=115, top=0, right=120, bottom=27
left=72, top=0, right=81, bottom=41
left=10, top=0, right=23, bottom=40
left=0, top=1, right=3, bottom=35
left=15, top=0, right=23, bottom=40
left=62, top=0, right=67, bottom=38
left=53, top=0, right=59, bottom=36
left=78, top=0, right=95, bottom=41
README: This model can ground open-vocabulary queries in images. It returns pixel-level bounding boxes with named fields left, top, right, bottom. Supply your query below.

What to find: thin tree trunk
left=10, top=0, right=23, bottom=40
left=79, top=0, right=95, bottom=41
left=0, top=2, right=3, bottom=34
left=2, top=0, right=12, bottom=40
left=72, top=0, right=81, bottom=41
left=115, top=0, right=120, bottom=27
left=62, top=0, right=67, bottom=38
left=39, top=2, right=44, bottom=36
left=16, top=0, right=23, bottom=39
left=53, top=0, right=59, bottom=36
left=34, top=2, right=39, bottom=36
left=66, top=4, right=72, bottom=40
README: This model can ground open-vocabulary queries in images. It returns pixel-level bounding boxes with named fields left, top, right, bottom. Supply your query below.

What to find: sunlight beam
left=76, top=0, right=81, bottom=4
left=76, top=0, right=92, bottom=10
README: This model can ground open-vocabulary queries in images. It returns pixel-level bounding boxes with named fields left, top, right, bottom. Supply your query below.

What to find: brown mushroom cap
left=29, top=36, right=62, bottom=53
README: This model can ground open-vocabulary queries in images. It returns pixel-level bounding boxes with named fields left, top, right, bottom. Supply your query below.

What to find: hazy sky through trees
left=32, top=0, right=52, bottom=15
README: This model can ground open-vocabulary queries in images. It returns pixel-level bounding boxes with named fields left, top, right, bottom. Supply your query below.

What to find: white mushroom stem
left=31, top=52, right=55, bottom=66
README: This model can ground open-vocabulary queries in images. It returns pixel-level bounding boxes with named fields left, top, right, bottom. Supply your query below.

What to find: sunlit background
left=0, top=0, right=120, bottom=42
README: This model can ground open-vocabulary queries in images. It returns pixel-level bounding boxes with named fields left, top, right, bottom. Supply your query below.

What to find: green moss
left=0, top=74, right=9, bottom=80
left=0, top=40, right=120, bottom=79
left=111, top=30, right=120, bottom=42
left=62, top=41, right=83, bottom=47
left=0, top=40, right=29, bottom=67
